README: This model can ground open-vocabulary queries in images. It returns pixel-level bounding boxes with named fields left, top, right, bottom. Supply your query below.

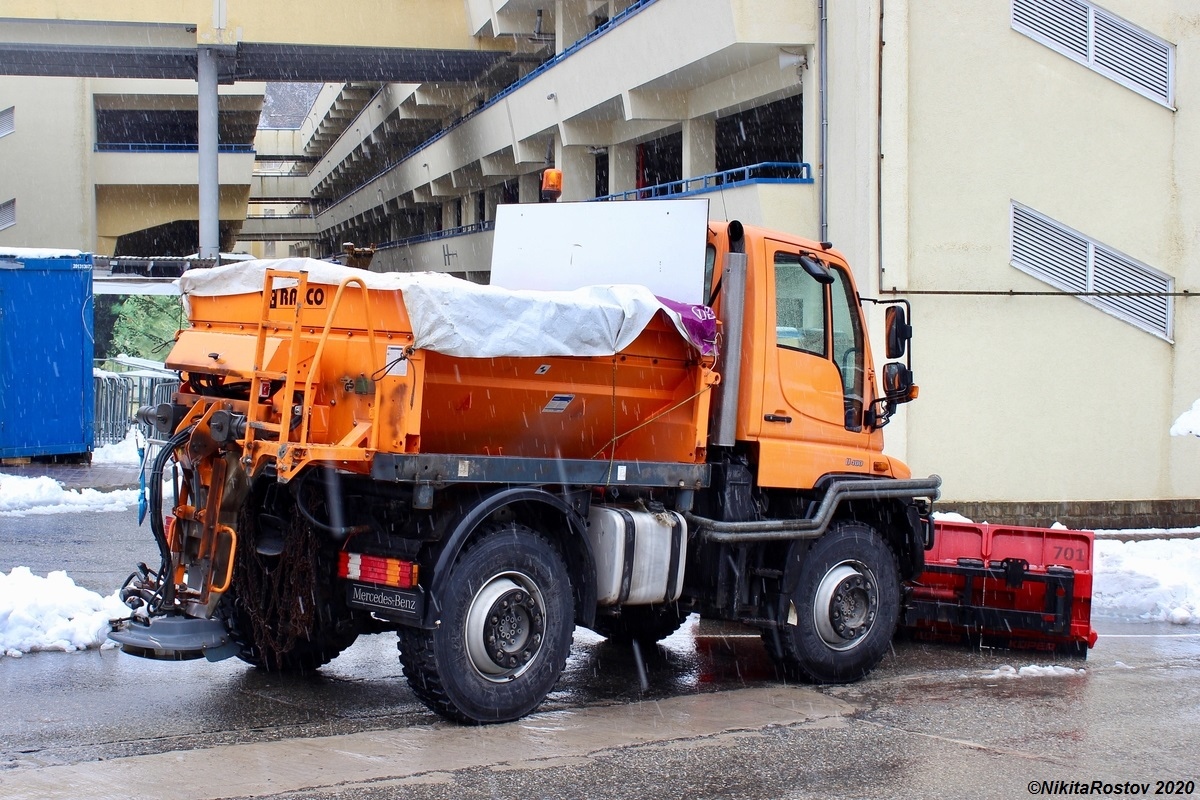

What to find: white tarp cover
left=177, top=258, right=715, bottom=359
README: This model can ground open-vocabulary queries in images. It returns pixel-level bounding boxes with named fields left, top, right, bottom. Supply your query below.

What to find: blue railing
left=376, top=220, right=496, bottom=252
left=595, top=162, right=813, bottom=201
left=321, top=0, right=661, bottom=216
left=366, top=163, right=811, bottom=253
left=95, top=143, right=255, bottom=153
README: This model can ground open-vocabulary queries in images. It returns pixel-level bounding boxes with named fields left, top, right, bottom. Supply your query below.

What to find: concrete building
left=1, top=0, right=1196, bottom=523
left=0, top=76, right=262, bottom=256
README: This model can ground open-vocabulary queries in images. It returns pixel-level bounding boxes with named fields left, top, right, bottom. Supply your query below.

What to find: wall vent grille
left=1012, top=0, right=1174, bottom=108
left=1010, top=202, right=1173, bottom=340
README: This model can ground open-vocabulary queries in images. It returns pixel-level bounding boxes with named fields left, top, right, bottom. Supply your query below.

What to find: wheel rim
left=464, top=571, right=546, bottom=681
left=812, top=560, right=879, bottom=651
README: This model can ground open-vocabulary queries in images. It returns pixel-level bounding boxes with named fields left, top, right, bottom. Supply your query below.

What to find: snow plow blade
left=903, top=521, right=1098, bottom=656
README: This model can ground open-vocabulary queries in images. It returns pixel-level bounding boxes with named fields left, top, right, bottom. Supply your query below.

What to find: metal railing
left=595, top=162, right=813, bottom=202
left=376, top=220, right=496, bottom=252
left=367, top=163, right=811, bottom=255
left=321, top=0, right=661, bottom=215
left=95, top=143, right=255, bottom=153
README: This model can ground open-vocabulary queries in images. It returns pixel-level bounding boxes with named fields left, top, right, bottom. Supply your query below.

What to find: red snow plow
left=904, top=520, right=1098, bottom=656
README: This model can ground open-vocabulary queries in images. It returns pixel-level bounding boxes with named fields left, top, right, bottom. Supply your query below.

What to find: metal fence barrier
left=93, top=363, right=180, bottom=448
left=93, top=371, right=135, bottom=446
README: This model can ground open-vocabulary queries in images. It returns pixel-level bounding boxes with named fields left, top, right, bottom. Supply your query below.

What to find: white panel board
left=490, top=199, right=709, bottom=304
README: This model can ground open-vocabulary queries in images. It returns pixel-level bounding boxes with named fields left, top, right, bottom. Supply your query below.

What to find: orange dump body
left=170, top=270, right=714, bottom=480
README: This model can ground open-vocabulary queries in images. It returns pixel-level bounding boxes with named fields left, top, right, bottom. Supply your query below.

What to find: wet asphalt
left=1, top=506, right=1198, bottom=799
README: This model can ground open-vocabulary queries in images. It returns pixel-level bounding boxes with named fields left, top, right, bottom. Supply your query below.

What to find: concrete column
left=484, top=185, right=502, bottom=221
left=555, top=0, right=590, bottom=54
left=197, top=47, right=220, bottom=260
left=461, top=194, right=476, bottom=226
left=609, top=142, right=637, bottom=196
left=559, top=145, right=597, bottom=202
left=682, top=115, right=716, bottom=179
left=441, top=201, right=460, bottom=230
left=519, top=172, right=541, bottom=204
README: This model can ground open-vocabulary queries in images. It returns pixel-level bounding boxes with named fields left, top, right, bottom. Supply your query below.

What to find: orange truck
left=110, top=200, right=942, bottom=723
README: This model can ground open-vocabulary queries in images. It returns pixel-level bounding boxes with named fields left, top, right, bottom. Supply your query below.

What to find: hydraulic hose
left=293, top=467, right=370, bottom=537
left=147, top=427, right=192, bottom=609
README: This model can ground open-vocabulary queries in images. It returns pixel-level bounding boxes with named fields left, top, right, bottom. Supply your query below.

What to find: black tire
left=397, top=523, right=574, bottom=724
left=224, top=480, right=359, bottom=672
left=592, top=603, right=688, bottom=647
left=767, top=521, right=900, bottom=684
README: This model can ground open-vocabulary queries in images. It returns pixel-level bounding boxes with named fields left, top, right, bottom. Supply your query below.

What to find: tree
left=109, top=295, right=186, bottom=360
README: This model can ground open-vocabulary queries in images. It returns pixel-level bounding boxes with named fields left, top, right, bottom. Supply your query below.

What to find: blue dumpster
left=0, top=248, right=95, bottom=459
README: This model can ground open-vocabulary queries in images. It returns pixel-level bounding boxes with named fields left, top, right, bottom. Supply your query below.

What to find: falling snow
left=0, top=466, right=1196, bottom=656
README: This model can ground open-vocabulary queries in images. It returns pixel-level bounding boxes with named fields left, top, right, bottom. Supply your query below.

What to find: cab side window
left=829, top=266, right=865, bottom=430
left=703, top=244, right=717, bottom=304
left=775, top=253, right=827, bottom=357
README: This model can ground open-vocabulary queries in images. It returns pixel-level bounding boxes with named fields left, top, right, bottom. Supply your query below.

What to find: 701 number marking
left=1051, top=545, right=1088, bottom=564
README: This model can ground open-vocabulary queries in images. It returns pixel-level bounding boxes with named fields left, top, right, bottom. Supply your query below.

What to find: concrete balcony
left=238, top=215, right=319, bottom=242
left=598, top=164, right=817, bottom=235
left=373, top=224, right=495, bottom=275
left=366, top=176, right=816, bottom=276
left=92, top=148, right=254, bottom=187
left=316, top=0, right=814, bottom=236
left=251, top=174, right=312, bottom=201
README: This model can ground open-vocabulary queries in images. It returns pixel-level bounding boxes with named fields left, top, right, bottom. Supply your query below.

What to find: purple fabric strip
left=656, top=296, right=719, bottom=357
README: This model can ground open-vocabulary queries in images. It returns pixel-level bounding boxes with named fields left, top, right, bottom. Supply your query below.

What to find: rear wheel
left=224, top=479, right=359, bottom=672
left=398, top=523, right=574, bottom=724
left=766, top=522, right=900, bottom=683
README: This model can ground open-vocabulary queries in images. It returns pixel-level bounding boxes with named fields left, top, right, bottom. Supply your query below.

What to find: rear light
left=338, top=552, right=419, bottom=589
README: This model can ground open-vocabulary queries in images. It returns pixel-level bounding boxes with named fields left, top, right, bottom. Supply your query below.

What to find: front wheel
left=398, top=524, right=574, bottom=724
left=765, top=521, right=900, bottom=684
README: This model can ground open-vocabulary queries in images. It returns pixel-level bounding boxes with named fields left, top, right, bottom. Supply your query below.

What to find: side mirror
left=885, top=306, right=911, bottom=359
left=799, top=254, right=835, bottom=285
left=882, top=362, right=916, bottom=403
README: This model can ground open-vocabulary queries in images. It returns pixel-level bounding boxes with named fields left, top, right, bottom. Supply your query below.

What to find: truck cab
left=706, top=221, right=912, bottom=489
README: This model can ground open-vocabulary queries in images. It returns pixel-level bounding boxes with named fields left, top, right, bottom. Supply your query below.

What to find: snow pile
left=982, top=664, right=1085, bottom=679
left=0, top=433, right=149, bottom=516
left=0, top=246, right=86, bottom=259
left=0, top=568, right=127, bottom=657
left=0, top=472, right=1197, bottom=657
left=1092, top=537, right=1200, bottom=624
left=0, top=473, right=139, bottom=516
left=1171, top=398, right=1200, bottom=437
left=91, top=429, right=145, bottom=465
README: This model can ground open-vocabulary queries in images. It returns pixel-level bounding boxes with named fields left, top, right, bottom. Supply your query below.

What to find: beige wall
left=4, top=1, right=508, bottom=51
left=7, top=0, right=1195, bottom=508
left=870, top=0, right=1200, bottom=503
left=94, top=184, right=250, bottom=256
left=0, top=75, right=260, bottom=253
left=0, top=77, right=94, bottom=250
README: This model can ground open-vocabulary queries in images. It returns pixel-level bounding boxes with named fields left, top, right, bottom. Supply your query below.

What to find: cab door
left=757, top=240, right=869, bottom=487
